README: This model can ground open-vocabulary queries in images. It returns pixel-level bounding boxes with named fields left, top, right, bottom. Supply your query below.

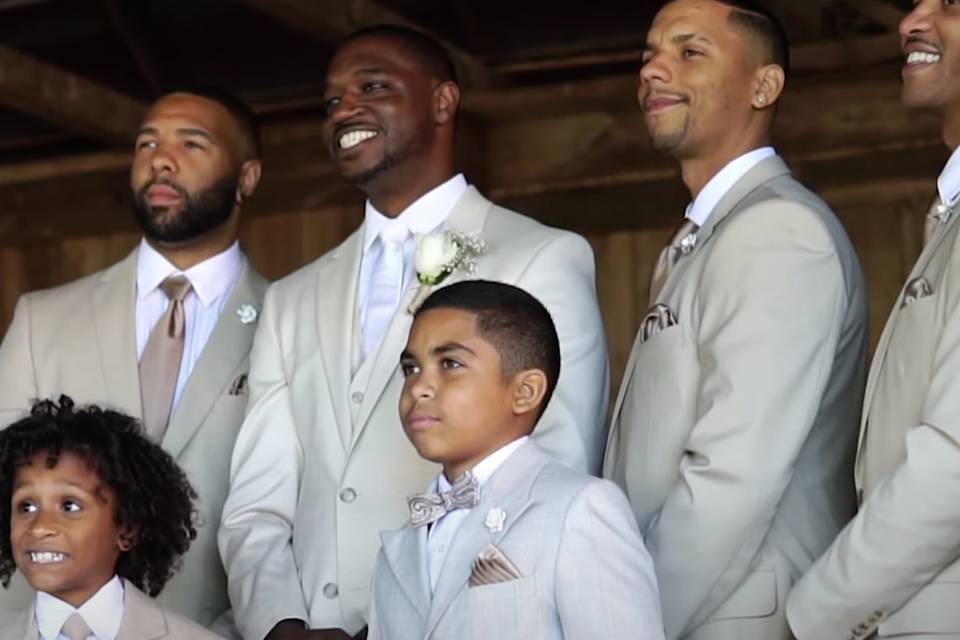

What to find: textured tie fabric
left=649, top=218, right=699, bottom=305
left=924, top=193, right=952, bottom=245
left=139, top=275, right=192, bottom=442
left=60, top=612, right=91, bottom=640
left=363, top=219, right=410, bottom=357
left=408, top=470, right=480, bottom=527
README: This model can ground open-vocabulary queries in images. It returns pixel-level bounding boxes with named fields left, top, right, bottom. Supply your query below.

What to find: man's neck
left=679, top=128, right=771, bottom=199
left=145, top=213, right=240, bottom=271
left=365, top=162, right=456, bottom=217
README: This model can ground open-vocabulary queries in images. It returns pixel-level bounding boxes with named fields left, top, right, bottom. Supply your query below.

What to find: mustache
left=136, top=178, right=188, bottom=200
left=903, top=35, right=939, bottom=50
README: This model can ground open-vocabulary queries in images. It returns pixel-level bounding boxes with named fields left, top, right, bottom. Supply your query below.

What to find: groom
left=219, top=25, right=610, bottom=640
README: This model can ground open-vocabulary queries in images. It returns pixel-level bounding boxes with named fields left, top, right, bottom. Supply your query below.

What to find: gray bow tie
left=408, top=470, right=480, bottom=527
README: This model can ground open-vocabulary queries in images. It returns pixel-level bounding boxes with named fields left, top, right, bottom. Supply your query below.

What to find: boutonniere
left=407, top=230, right=486, bottom=313
left=484, top=507, right=506, bottom=533
left=678, top=231, right=697, bottom=255
left=931, top=200, right=955, bottom=226
left=236, top=303, right=259, bottom=324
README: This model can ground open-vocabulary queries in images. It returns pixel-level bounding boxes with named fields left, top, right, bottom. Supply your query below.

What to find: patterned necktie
left=60, top=612, right=91, bottom=640
left=924, top=193, right=953, bottom=246
left=139, top=275, right=192, bottom=441
left=408, top=470, right=480, bottom=527
left=363, top=220, right=410, bottom=358
left=649, top=218, right=699, bottom=305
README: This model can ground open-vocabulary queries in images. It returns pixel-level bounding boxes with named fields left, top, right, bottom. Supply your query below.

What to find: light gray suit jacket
left=368, top=441, right=665, bottom=640
left=219, top=186, right=610, bottom=639
left=604, top=156, right=868, bottom=640
left=0, top=248, right=268, bottom=637
left=0, top=580, right=225, bottom=640
left=787, top=197, right=960, bottom=639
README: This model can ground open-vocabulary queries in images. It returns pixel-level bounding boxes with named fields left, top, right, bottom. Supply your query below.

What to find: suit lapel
left=92, top=250, right=142, bottom=419
left=0, top=605, right=35, bottom=640
left=163, top=258, right=267, bottom=459
left=118, top=580, right=169, bottom=639
left=380, top=524, right=431, bottom=622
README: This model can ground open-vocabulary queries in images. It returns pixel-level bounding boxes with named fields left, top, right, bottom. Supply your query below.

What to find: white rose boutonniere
left=408, top=229, right=486, bottom=313
left=484, top=507, right=506, bottom=533
left=236, top=303, right=259, bottom=324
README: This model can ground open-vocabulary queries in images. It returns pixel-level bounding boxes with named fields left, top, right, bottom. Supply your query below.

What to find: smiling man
left=602, top=1, right=868, bottom=639
left=0, top=89, right=268, bottom=637
left=218, top=24, right=609, bottom=640
left=787, top=2, right=960, bottom=638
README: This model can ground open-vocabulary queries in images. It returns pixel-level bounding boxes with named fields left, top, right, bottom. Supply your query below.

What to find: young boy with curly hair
left=0, top=395, right=223, bottom=640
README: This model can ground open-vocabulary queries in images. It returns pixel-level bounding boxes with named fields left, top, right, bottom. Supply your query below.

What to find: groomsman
left=0, top=89, right=268, bottom=636
left=219, top=25, right=609, bottom=640
left=603, top=1, right=867, bottom=638
left=788, top=2, right=960, bottom=638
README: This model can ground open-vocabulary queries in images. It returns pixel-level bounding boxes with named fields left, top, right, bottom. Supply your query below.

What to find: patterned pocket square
left=901, top=277, right=933, bottom=309
left=639, top=303, right=679, bottom=344
left=468, top=544, right=523, bottom=587
left=228, top=373, right=248, bottom=396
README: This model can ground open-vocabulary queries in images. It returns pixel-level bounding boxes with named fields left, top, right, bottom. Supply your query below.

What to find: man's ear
left=751, top=64, right=785, bottom=110
left=434, top=81, right=461, bottom=126
left=511, top=369, right=548, bottom=417
left=235, top=159, right=263, bottom=205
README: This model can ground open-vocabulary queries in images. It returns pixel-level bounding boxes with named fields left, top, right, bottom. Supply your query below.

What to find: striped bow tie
left=407, top=470, right=480, bottom=527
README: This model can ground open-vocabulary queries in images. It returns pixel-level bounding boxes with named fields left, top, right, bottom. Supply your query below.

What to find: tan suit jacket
left=604, top=156, right=868, bottom=640
left=219, top=186, right=610, bottom=639
left=0, top=248, right=268, bottom=637
left=0, top=579, right=225, bottom=640
left=787, top=199, right=960, bottom=639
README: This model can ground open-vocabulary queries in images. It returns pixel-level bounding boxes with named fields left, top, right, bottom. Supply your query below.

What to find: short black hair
left=163, top=85, right=261, bottom=158
left=337, top=24, right=459, bottom=85
left=717, top=0, right=790, bottom=76
left=0, top=396, right=197, bottom=597
left=416, top=280, right=561, bottom=420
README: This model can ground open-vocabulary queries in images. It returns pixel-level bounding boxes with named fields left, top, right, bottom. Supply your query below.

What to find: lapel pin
left=236, top=304, right=258, bottom=324
left=485, top=507, right=506, bottom=533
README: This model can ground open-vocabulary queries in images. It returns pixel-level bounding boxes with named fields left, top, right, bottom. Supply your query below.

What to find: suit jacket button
left=351, top=392, right=364, bottom=403
left=323, top=582, right=339, bottom=599
left=340, top=488, right=357, bottom=503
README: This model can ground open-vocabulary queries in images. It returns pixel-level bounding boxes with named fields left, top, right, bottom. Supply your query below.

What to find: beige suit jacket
left=0, top=579, right=224, bottom=640
left=0, top=248, right=268, bottom=637
left=604, top=156, right=868, bottom=640
left=219, top=186, right=610, bottom=639
left=787, top=197, right=960, bottom=639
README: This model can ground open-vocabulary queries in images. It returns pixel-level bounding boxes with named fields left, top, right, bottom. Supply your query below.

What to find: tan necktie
left=139, top=275, right=192, bottom=441
left=924, top=193, right=952, bottom=245
left=60, top=612, right=91, bottom=640
left=649, top=219, right=699, bottom=305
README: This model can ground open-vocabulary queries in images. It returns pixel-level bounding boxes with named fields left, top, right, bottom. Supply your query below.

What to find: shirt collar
left=938, top=145, right=960, bottom=208
left=362, top=173, right=468, bottom=254
left=436, top=436, right=530, bottom=493
left=36, top=575, right=124, bottom=640
left=685, top=146, right=776, bottom=227
left=136, top=238, right=242, bottom=309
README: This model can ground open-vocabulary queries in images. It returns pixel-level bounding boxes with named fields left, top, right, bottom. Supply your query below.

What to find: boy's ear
left=117, top=526, right=139, bottom=552
left=511, top=369, right=548, bottom=417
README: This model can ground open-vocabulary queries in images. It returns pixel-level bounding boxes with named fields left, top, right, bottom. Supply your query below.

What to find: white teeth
left=907, top=51, right=941, bottom=65
left=338, top=130, right=378, bottom=150
left=30, top=551, right=65, bottom=564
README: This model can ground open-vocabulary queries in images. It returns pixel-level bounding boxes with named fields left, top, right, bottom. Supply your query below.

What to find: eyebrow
left=432, top=342, right=476, bottom=357
left=136, top=126, right=216, bottom=143
left=644, top=32, right=714, bottom=52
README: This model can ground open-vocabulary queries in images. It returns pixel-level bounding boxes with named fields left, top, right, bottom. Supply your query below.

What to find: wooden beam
left=0, top=46, right=147, bottom=145
left=849, top=0, right=905, bottom=32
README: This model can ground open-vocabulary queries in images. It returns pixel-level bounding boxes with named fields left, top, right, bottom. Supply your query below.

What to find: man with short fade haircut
left=0, top=87, right=269, bottom=637
left=603, top=1, right=867, bottom=639
left=788, top=2, right=960, bottom=638
left=220, top=24, right=608, bottom=640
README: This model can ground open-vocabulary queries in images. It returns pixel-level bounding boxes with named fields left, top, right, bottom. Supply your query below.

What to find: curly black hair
left=0, top=395, right=197, bottom=597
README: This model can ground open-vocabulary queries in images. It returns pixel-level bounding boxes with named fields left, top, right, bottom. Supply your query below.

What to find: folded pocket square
left=468, top=544, right=523, bottom=587
left=901, top=277, right=933, bottom=309
left=228, top=373, right=249, bottom=396
left=639, top=303, right=679, bottom=344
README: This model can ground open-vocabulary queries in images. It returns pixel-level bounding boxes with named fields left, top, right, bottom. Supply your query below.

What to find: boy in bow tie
left=367, top=280, right=664, bottom=640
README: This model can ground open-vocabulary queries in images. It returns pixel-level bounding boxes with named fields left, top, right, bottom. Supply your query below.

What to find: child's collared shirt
left=36, top=575, right=123, bottom=640
left=426, top=436, right=529, bottom=591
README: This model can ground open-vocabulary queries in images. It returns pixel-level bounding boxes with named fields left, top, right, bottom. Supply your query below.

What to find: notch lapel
left=92, top=251, right=142, bottom=419
left=380, top=524, right=431, bottom=623
left=163, top=259, right=267, bottom=459
left=117, top=580, right=169, bottom=639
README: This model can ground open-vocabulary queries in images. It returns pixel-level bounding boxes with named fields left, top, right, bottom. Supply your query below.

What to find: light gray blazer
left=0, top=249, right=268, bottom=637
left=604, top=156, right=868, bottom=640
left=368, top=441, right=665, bottom=640
left=219, top=186, right=610, bottom=639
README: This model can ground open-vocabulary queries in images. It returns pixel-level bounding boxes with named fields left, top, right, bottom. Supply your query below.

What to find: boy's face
left=399, top=308, right=528, bottom=481
left=10, top=451, right=128, bottom=608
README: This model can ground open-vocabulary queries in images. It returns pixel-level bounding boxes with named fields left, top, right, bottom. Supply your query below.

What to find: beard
left=650, top=113, right=690, bottom=153
left=132, top=174, right=239, bottom=243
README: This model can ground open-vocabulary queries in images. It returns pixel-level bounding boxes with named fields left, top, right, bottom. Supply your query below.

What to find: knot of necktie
left=61, top=612, right=91, bottom=640
left=160, top=274, right=192, bottom=302
left=380, top=219, right=410, bottom=246
left=407, top=470, right=480, bottom=527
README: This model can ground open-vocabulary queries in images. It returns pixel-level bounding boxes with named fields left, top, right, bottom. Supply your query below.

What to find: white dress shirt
left=938, top=144, right=960, bottom=208
left=426, top=436, right=530, bottom=592
left=685, top=146, right=776, bottom=227
left=135, top=239, right=242, bottom=410
left=35, top=575, right=124, bottom=640
left=356, top=173, right=468, bottom=357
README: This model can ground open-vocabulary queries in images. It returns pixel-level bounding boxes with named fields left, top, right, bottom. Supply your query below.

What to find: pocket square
left=228, top=373, right=248, bottom=396
left=468, top=544, right=523, bottom=587
left=639, top=303, right=678, bottom=344
left=901, top=277, right=933, bottom=309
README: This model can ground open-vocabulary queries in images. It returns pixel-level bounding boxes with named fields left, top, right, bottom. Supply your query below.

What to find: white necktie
left=363, top=219, right=409, bottom=357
